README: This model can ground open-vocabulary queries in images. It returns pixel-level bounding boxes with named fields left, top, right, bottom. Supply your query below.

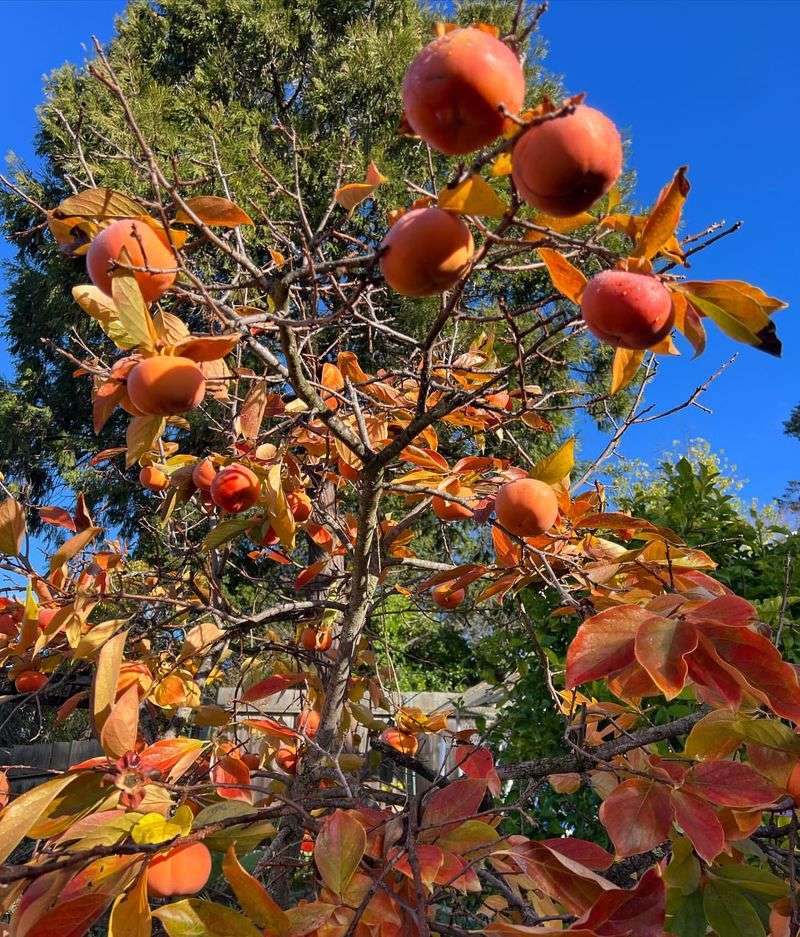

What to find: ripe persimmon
left=380, top=208, right=474, bottom=297
left=300, top=627, right=333, bottom=652
left=581, top=270, right=674, bottom=350
left=432, top=583, right=465, bottom=610
left=512, top=105, right=622, bottom=217
left=15, top=671, right=48, bottom=694
left=295, top=708, right=321, bottom=738
left=146, top=842, right=212, bottom=898
left=287, top=490, right=312, bottom=523
left=402, top=27, right=525, bottom=154
left=191, top=458, right=217, bottom=492
left=126, top=356, right=206, bottom=416
left=87, top=218, right=176, bottom=304
left=210, top=464, right=261, bottom=513
left=495, top=478, right=559, bottom=537
left=139, top=465, right=169, bottom=491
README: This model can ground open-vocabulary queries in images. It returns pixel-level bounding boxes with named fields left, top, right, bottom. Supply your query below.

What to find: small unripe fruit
left=380, top=727, right=419, bottom=757
left=581, top=270, right=674, bottom=350
left=300, top=627, right=333, bottom=652
left=380, top=208, right=474, bottom=297
left=512, top=105, right=622, bottom=217
left=127, top=356, right=206, bottom=416
left=287, top=490, right=312, bottom=523
left=87, top=218, right=176, bottom=304
left=432, top=492, right=473, bottom=522
left=402, top=27, right=525, bottom=155
left=191, top=458, right=217, bottom=492
left=432, top=584, right=465, bottom=610
left=210, top=464, right=260, bottom=514
left=146, top=842, right=212, bottom=898
left=276, top=747, right=298, bottom=774
left=495, top=478, right=558, bottom=538
left=295, top=709, right=320, bottom=738
left=15, top=671, right=49, bottom=694
left=139, top=465, right=169, bottom=492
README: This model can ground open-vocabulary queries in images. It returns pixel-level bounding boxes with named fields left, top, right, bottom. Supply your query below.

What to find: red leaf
left=295, top=558, right=329, bottom=591
left=392, top=844, right=444, bottom=889
left=542, top=838, right=614, bottom=871
left=567, top=606, right=660, bottom=687
left=686, top=594, right=755, bottom=626
left=241, top=717, right=299, bottom=741
left=670, top=789, right=725, bottom=862
left=241, top=672, right=307, bottom=703
left=421, top=779, right=487, bottom=840
left=573, top=866, right=665, bottom=937
left=37, top=506, right=77, bottom=532
left=452, top=745, right=501, bottom=796
left=211, top=753, right=253, bottom=803
left=682, top=760, right=781, bottom=808
left=634, top=616, right=698, bottom=699
left=138, top=737, right=205, bottom=782
left=685, top=635, right=743, bottom=709
left=598, top=779, right=674, bottom=857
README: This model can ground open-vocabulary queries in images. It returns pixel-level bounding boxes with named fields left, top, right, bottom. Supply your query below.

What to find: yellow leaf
left=49, top=526, right=103, bottom=572
left=263, top=464, right=295, bottom=550
left=0, top=773, right=77, bottom=864
left=670, top=290, right=706, bottom=357
left=525, top=211, right=594, bottom=243
left=153, top=310, right=190, bottom=343
left=530, top=437, right=575, bottom=485
left=72, top=284, right=118, bottom=325
left=0, top=498, right=25, bottom=556
left=490, top=152, right=513, bottom=177
left=335, top=161, right=388, bottom=216
left=175, top=196, right=253, bottom=227
left=610, top=348, right=644, bottom=395
left=54, top=187, right=144, bottom=220
left=131, top=811, right=185, bottom=846
left=682, top=281, right=782, bottom=356
left=110, top=871, right=151, bottom=937
left=223, top=846, right=291, bottom=933
left=93, top=629, right=127, bottom=735
left=537, top=248, right=587, bottom=304
left=111, top=250, right=159, bottom=348
left=632, top=166, right=690, bottom=262
left=438, top=174, right=508, bottom=218
left=126, top=415, right=165, bottom=469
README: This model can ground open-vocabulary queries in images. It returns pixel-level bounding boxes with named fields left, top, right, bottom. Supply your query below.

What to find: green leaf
left=731, top=716, right=800, bottom=754
left=665, top=835, right=701, bottom=896
left=712, top=864, right=789, bottom=900
left=703, top=880, right=766, bottom=937
left=202, top=517, right=254, bottom=551
left=667, top=889, right=706, bottom=937
left=154, top=899, right=262, bottom=937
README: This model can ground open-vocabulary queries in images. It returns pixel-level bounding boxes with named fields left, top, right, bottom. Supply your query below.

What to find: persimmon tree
left=0, top=4, right=796, bottom=937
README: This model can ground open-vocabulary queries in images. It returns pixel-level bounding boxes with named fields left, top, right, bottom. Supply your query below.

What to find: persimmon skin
left=402, top=27, right=525, bottom=155
left=300, top=627, right=333, bottom=652
left=210, top=464, right=261, bottom=514
left=15, top=671, right=49, bottom=694
left=295, top=709, right=320, bottom=738
left=191, top=458, right=217, bottom=492
left=87, top=218, right=176, bottom=304
left=495, top=478, right=559, bottom=537
left=139, top=466, right=169, bottom=491
left=276, top=747, right=298, bottom=774
left=432, top=584, right=465, bottom=610
left=287, top=490, right=312, bottom=523
left=127, top=356, right=206, bottom=416
left=380, top=727, right=419, bottom=757
left=581, top=270, right=674, bottom=350
left=146, top=842, right=212, bottom=899
left=512, top=105, right=622, bottom=217
left=432, top=493, right=473, bottom=522
left=380, top=208, right=474, bottom=297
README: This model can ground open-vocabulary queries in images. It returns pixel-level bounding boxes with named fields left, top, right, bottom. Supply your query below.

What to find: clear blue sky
left=1, top=0, right=798, bottom=504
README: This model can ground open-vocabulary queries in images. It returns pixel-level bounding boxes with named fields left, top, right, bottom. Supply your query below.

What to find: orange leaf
left=175, top=195, right=253, bottom=227
left=174, top=334, right=240, bottom=362
left=438, top=174, right=507, bottom=218
left=538, top=248, right=587, bottom=304
left=610, top=347, right=644, bottom=395
left=632, top=166, right=690, bottom=262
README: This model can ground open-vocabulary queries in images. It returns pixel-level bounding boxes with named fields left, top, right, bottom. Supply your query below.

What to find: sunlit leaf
left=610, top=347, right=644, bottom=395
left=314, top=809, right=366, bottom=895
left=0, top=498, right=26, bottom=556
left=632, top=166, right=690, bottom=262
left=537, top=248, right=587, bottom=304
left=438, top=174, right=508, bottom=218
left=175, top=196, right=253, bottom=227
left=529, top=436, right=575, bottom=485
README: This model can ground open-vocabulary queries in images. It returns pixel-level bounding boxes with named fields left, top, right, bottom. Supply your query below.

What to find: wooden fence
left=0, top=681, right=506, bottom=793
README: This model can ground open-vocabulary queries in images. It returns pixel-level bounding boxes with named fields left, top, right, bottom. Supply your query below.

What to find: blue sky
left=1, top=0, right=798, bottom=505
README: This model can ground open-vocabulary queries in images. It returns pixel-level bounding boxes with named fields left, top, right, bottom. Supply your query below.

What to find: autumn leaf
left=610, top=347, right=644, bottom=395
left=174, top=334, right=241, bottom=362
left=529, top=436, right=575, bottom=485
left=525, top=210, right=595, bottom=244
left=100, top=683, right=140, bottom=758
left=154, top=899, right=262, bottom=937
left=438, top=174, right=508, bottom=218
left=109, top=871, right=151, bottom=937
left=0, top=773, right=77, bottom=863
left=314, top=810, right=366, bottom=895
left=54, top=187, right=144, bottom=220
left=0, top=497, right=26, bottom=556
left=223, top=846, right=290, bottom=934
left=175, top=196, right=253, bottom=227
left=49, top=526, right=103, bottom=572
left=126, top=415, right=165, bottom=469
left=111, top=251, right=159, bottom=349
left=599, top=778, right=673, bottom=857
left=632, top=166, right=690, bottom=262
left=537, top=248, right=587, bottom=304
left=335, top=161, right=388, bottom=215
left=679, top=280, right=784, bottom=357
